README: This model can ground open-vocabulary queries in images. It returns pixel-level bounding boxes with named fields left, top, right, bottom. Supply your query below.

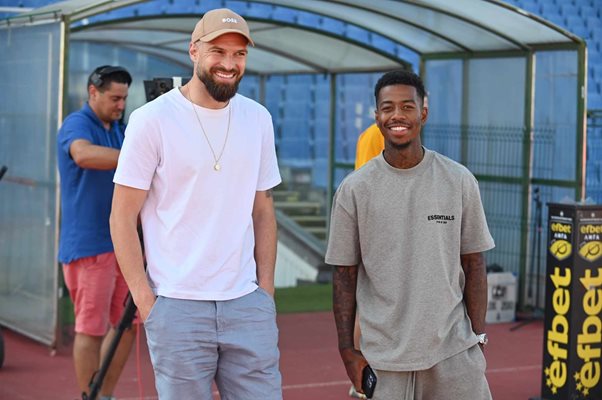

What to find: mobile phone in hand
left=362, top=364, right=377, bottom=399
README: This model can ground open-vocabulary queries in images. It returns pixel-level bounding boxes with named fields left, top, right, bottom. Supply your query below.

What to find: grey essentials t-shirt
left=325, top=148, right=495, bottom=372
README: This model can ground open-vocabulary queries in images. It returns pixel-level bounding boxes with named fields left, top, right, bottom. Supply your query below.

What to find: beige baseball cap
left=191, top=8, right=254, bottom=46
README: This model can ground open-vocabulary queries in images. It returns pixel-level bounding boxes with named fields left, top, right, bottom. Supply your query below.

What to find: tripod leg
left=86, top=295, right=137, bottom=400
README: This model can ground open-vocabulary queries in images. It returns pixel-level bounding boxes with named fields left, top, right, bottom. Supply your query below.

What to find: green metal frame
left=518, top=52, right=535, bottom=309
left=420, top=42, right=586, bottom=310
left=56, top=15, right=70, bottom=349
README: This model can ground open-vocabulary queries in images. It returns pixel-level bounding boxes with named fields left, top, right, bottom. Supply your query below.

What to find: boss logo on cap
left=222, top=17, right=238, bottom=23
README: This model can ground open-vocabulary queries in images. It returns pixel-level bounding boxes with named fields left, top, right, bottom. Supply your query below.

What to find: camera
left=143, top=77, right=189, bottom=102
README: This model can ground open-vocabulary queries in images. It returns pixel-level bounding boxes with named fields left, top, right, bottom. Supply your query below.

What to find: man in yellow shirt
left=355, top=123, right=384, bottom=170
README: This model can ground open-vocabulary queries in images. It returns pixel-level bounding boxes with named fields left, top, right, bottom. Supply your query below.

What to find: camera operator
left=57, top=65, right=137, bottom=400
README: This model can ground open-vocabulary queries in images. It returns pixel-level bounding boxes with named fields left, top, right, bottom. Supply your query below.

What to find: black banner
left=541, top=204, right=602, bottom=399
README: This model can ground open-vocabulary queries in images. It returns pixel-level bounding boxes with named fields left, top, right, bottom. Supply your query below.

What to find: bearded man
left=109, top=8, right=282, bottom=400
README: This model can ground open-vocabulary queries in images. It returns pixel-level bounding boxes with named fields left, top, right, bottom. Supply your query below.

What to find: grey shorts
left=373, top=345, right=491, bottom=400
left=144, top=288, right=282, bottom=400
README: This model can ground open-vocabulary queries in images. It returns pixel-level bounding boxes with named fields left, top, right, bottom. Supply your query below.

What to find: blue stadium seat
left=283, top=101, right=312, bottom=120
left=286, top=74, right=313, bottom=85
left=589, top=52, right=602, bottom=72
left=278, top=137, right=311, bottom=160
left=334, top=137, right=352, bottom=162
left=593, top=64, right=602, bottom=81
left=312, top=158, right=329, bottom=188
left=280, top=117, right=310, bottom=139
left=509, top=0, right=522, bottom=8
left=570, top=24, right=590, bottom=39
left=586, top=16, right=600, bottom=30
left=541, top=3, right=561, bottom=16
left=314, top=101, right=331, bottom=119
left=589, top=93, right=602, bottom=109
left=561, top=3, right=579, bottom=16
left=545, top=13, right=566, bottom=27
left=284, top=83, right=309, bottom=98
left=575, top=0, right=595, bottom=7
left=313, top=117, right=330, bottom=136
left=588, top=84, right=597, bottom=98
left=313, top=137, right=330, bottom=159
left=565, top=15, right=584, bottom=29
left=581, top=6, right=597, bottom=19
left=312, top=79, right=331, bottom=100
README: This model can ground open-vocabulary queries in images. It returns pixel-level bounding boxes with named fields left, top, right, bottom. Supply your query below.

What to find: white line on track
left=118, top=366, right=541, bottom=399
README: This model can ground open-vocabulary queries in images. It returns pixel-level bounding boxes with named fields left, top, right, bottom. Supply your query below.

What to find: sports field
left=0, top=308, right=543, bottom=400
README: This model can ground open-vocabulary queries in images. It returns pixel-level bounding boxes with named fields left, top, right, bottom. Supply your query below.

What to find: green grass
left=59, top=294, right=75, bottom=326
left=274, top=283, right=333, bottom=314
left=59, top=283, right=333, bottom=324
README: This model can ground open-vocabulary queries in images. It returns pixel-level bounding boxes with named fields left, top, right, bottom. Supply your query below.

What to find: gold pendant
left=214, top=163, right=221, bottom=171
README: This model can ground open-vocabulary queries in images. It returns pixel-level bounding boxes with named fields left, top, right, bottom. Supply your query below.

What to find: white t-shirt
left=114, top=88, right=281, bottom=301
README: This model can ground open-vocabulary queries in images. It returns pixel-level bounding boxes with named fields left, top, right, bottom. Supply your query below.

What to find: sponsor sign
left=541, top=204, right=602, bottom=399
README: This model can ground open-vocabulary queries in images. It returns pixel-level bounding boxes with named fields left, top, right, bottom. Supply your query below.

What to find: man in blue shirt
left=57, top=65, right=134, bottom=400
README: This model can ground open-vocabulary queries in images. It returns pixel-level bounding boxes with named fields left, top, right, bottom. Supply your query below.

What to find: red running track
left=0, top=312, right=543, bottom=400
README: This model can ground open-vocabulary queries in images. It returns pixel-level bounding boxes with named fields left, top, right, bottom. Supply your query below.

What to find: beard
left=197, top=64, right=241, bottom=103
left=388, top=140, right=412, bottom=150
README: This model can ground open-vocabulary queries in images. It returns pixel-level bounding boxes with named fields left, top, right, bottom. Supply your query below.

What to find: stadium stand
left=1, top=0, right=601, bottom=221
left=504, top=0, right=602, bottom=204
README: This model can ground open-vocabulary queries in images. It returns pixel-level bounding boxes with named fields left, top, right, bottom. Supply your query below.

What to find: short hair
left=87, top=65, right=132, bottom=91
left=374, top=70, right=426, bottom=107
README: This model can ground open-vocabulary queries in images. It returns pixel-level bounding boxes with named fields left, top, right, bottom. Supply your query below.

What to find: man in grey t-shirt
left=326, top=70, right=495, bottom=399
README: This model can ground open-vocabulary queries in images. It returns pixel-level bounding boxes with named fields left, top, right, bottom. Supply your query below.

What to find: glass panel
left=267, top=74, right=333, bottom=243
left=586, top=113, right=602, bottom=203
left=465, top=58, right=526, bottom=177
left=335, top=73, right=381, bottom=166
left=480, top=182, right=524, bottom=275
left=533, top=51, right=578, bottom=182
left=68, top=42, right=191, bottom=119
left=424, top=57, right=527, bottom=279
left=423, top=59, right=463, bottom=160
left=0, top=21, right=62, bottom=345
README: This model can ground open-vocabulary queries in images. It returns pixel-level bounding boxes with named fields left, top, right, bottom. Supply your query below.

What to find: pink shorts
left=63, top=252, right=136, bottom=336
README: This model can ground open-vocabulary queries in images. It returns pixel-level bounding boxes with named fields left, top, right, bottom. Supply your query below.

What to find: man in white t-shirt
left=110, top=8, right=282, bottom=399
left=326, top=70, right=494, bottom=399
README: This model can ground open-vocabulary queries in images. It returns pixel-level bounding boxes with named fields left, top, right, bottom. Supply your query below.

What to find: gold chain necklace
left=186, top=88, right=231, bottom=171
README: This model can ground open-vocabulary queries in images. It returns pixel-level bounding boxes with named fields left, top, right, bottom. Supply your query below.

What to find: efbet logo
left=222, top=17, right=239, bottom=23
left=550, top=240, right=572, bottom=261
left=579, top=241, right=602, bottom=262
left=552, top=222, right=572, bottom=234
left=579, top=225, right=602, bottom=262
left=574, top=268, right=602, bottom=397
left=550, top=222, right=572, bottom=261
left=544, top=267, right=572, bottom=395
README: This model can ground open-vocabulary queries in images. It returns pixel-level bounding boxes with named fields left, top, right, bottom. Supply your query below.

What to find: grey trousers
left=144, top=288, right=282, bottom=400
left=373, top=345, right=492, bottom=400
